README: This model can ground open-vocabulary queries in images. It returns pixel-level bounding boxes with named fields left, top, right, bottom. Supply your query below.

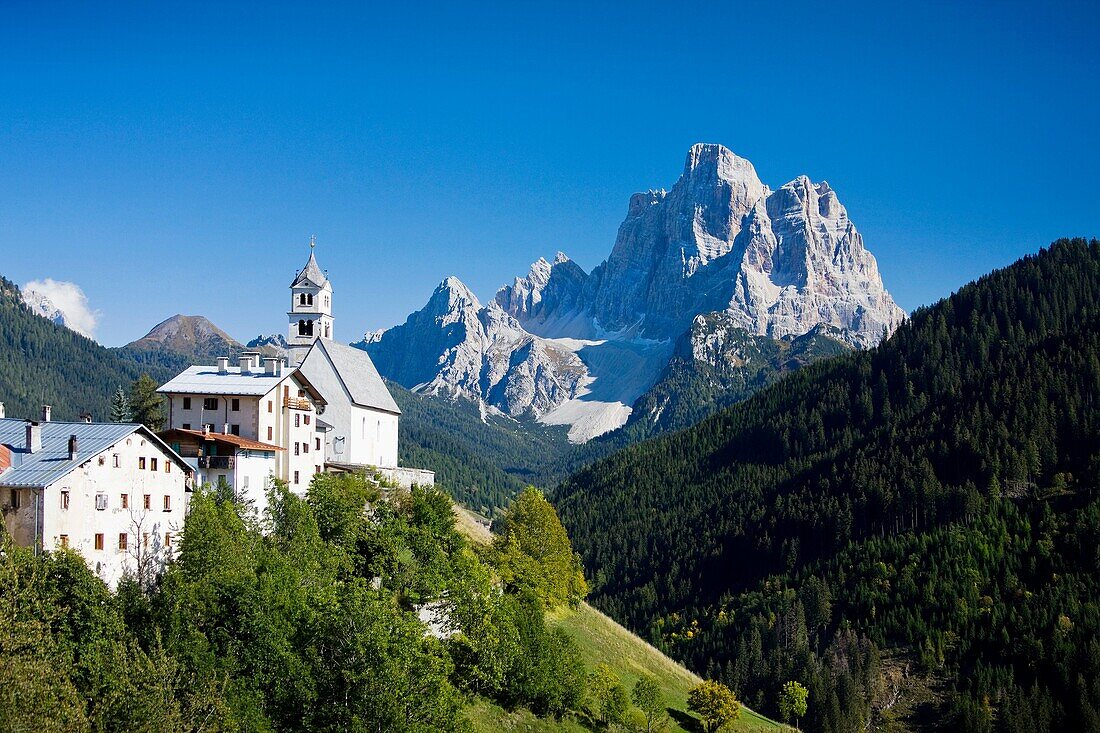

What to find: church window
left=324, top=323, right=330, bottom=338
left=307, top=293, right=313, bottom=305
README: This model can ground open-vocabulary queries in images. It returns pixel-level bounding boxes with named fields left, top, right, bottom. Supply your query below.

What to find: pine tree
left=109, top=386, right=131, bottom=423
left=128, top=374, right=164, bottom=431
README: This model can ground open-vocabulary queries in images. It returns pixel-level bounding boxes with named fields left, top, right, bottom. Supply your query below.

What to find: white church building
left=158, top=241, right=430, bottom=502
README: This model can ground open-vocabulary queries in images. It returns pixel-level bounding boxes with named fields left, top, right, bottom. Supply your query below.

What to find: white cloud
left=22, top=278, right=101, bottom=339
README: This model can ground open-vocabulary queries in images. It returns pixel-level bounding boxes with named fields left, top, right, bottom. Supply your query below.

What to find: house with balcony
left=157, top=353, right=327, bottom=499
left=158, top=428, right=284, bottom=518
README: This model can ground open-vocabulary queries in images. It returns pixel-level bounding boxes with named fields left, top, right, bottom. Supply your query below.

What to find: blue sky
left=2, top=0, right=1098, bottom=346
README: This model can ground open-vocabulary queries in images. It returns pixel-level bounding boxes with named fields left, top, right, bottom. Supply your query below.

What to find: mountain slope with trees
left=556, top=238, right=1100, bottom=732
left=0, top=276, right=178, bottom=421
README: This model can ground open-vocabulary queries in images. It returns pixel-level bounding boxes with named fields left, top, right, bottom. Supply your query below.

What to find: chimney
left=243, top=351, right=261, bottom=369
left=41, top=405, right=51, bottom=422
left=0, top=402, right=5, bottom=419
left=79, top=412, right=92, bottom=423
left=68, top=434, right=78, bottom=460
left=217, top=357, right=229, bottom=374
left=239, top=355, right=252, bottom=375
left=25, top=422, right=41, bottom=454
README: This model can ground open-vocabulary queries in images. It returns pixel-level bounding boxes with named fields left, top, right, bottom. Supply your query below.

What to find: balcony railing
left=286, top=398, right=312, bottom=411
left=198, top=456, right=234, bottom=470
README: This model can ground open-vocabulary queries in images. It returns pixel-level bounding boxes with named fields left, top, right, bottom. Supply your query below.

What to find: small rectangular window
left=298, top=389, right=305, bottom=398
left=118, top=533, right=128, bottom=551
left=231, top=398, right=240, bottom=412
left=304, top=415, right=310, bottom=426
left=61, top=491, right=70, bottom=510
left=183, top=397, right=192, bottom=410
left=203, top=398, right=218, bottom=410
left=113, top=454, right=120, bottom=468
left=315, top=437, right=321, bottom=451
left=315, top=464, right=321, bottom=475
left=294, top=442, right=300, bottom=456
left=163, top=495, right=171, bottom=512
left=293, top=471, right=299, bottom=485
left=59, top=534, right=69, bottom=548
left=138, top=457, right=146, bottom=470
left=295, top=413, right=300, bottom=427
left=94, top=533, right=104, bottom=551
left=121, top=493, right=129, bottom=509
left=9, top=490, right=19, bottom=510
left=303, top=442, right=309, bottom=454
left=150, top=457, right=158, bottom=471
left=95, top=493, right=108, bottom=511
left=182, top=423, right=191, bottom=430
left=267, top=426, right=273, bottom=441
left=165, top=533, right=171, bottom=547
left=230, top=424, right=240, bottom=436
left=165, top=461, right=171, bottom=473
left=267, top=400, right=273, bottom=413
left=143, top=494, right=151, bottom=510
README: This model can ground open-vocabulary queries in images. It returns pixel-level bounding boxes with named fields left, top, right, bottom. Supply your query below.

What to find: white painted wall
left=3, top=433, right=190, bottom=589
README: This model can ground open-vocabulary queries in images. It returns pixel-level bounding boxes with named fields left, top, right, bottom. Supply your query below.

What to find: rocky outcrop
left=358, top=278, right=587, bottom=420
left=364, top=143, right=906, bottom=440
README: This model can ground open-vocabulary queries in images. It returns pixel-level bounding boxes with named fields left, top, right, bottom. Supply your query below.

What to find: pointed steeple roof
left=291, top=238, right=328, bottom=288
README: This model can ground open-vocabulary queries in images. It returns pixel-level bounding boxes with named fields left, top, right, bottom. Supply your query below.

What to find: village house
left=0, top=404, right=192, bottom=589
left=157, top=353, right=327, bottom=499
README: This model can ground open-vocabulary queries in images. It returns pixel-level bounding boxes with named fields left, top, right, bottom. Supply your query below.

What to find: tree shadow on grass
left=668, top=707, right=702, bottom=732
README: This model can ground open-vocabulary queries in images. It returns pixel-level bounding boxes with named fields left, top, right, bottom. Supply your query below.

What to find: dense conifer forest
left=556, top=239, right=1100, bottom=731
left=0, top=276, right=182, bottom=421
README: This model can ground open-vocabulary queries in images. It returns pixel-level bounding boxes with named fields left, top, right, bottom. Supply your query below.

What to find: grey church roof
left=0, top=419, right=191, bottom=489
left=292, top=251, right=328, bottom=288
left=306, top=339, right=401, bottom=415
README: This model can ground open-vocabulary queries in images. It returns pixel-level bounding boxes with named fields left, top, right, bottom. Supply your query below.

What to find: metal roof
left=305, top=339, right=401, bottom=414
left=0, top=419, right=191, bottom=489
left=157, top=365, right=286, bottom=396
left=292, top=251, right=328, bottom=289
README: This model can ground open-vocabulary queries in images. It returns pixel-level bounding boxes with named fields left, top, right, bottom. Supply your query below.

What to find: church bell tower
left=287, top=236, right=334, bottom=366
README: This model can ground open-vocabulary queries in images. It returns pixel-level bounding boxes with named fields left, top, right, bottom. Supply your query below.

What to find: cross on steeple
left=310, top=234, right=316, bottom=249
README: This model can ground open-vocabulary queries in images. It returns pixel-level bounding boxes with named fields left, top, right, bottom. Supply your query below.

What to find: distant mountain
left=556, top=239, right=1100, bottom=732
left=20, top=288, right=69, bottom=330
left=125, top=314, right=241, bottom=363
left=246, top=333, right=290, bottom=358
left=364, top=143, right=904, bottom=442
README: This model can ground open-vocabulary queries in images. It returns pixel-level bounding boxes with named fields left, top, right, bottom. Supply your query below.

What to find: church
left=157, top=240, right=431, bottom=501
left=287, top=244, right=401, bottom=469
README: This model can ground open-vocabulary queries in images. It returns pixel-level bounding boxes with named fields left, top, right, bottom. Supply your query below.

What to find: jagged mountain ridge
left=496, top=143, right=905, bottom=347
left=362, top=143, right=906, bottom=442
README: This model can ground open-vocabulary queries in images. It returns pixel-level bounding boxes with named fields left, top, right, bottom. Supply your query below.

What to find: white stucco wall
left=3, top=433, right=190, bottom=589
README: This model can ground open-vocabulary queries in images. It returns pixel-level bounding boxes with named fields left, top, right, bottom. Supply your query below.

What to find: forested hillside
left=557, top=239, right=1100, bottom=732
left=0, top=276, right=180, bottom=420
left=391, top=380, right=571, bottom=515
